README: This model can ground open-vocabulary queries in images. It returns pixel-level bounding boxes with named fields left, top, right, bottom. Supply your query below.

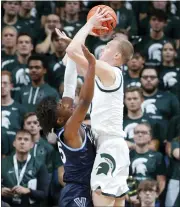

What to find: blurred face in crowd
left=3, top=1, right=20, bottom=16
left=139, top=186, right=158, bottom=206
left=1, top=75, right=12, bottom=98
left=28, top=60, right=47, bottom=82
left=24, top=115, right=40, bottom=136
left=46, top=14, right=61, bottom=31
left=127, top=53, right=144, bottom=72
left=13, top=132, right=33, bottom=154
left=52, top=37, right=68, bottom=53
left=125, top=91, right=143, bottom=113
left=162, top=42, right=176, bottom=63
left=140, top=69, right=159, bottom=93
left=2, top=27, right=17, bottom=48
left=150, top=16, right=165, bottom=32
left=134, top=124, right=151, bottom=145
left=17, top=35, right=33, bottom=56
left=64, top=1, right=80, bottom=15
left=21, top=0, right=35, bottom=11
left=152, top=1, right=168, bottom=10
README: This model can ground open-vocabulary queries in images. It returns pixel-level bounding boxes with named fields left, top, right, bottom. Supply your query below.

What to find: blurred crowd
left=1, top=1, right=180, bottom=207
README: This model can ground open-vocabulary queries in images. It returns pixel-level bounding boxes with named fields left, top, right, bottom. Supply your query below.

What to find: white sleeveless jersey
left=91, top=66, right=126, bottom=141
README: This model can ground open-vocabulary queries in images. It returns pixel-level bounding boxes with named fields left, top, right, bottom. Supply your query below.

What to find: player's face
left=4, top=1, right=20, bottom=16
left=140, top=69, right=159, bottom=93
left=150, top=16, right=165, bottom=32
left=127, top=54, right=144, bottom=72
left=21, top=0, right=35, bottom=10
left=24, top=115, right=40, bottom=136
left=29, top=60, right=47, bottom=81
left=64, top=1, right=80, bottom=15
left=125, top=91, right=143, bottom=112
left=139, top=187, right=158, bottom=206
left=99, top=40, right=119, bottom=62
left=1, top=75, right=12, bottom=97
left=17, top=35, right=33, bottom=56
left=134, top=125, right=151, bottom=145
left=46, top=15, right=61, bottom=31
left=14, top=132, right=33, bottom=153
left=56, top=100, right=74, bottom=126
left=162, top=43, right=176, bottom=63
left=2, top=28, right=17, bottom=48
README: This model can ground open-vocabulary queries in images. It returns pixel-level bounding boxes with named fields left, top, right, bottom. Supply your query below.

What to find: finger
left=99, top=8, right=109, bottom=15
left=55, top=28, right=60, bottom=35
left=95, top=7, right=101, bottom=14
left=89, top=31, right=99, bottom=37
left=101, top=17, right=113, bottom=22
left=94, top=26, right=109, bottom=30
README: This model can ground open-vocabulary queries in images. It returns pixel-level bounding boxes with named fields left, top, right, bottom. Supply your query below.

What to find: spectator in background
left=165, top=136, right=180, bottom=207
left=136, top=9, right=172, bottom=67
left=1, top=71, right=26, bottom=156
left=16, top=54, right=59, bottom=112
left=1, top=129, right=49, bottom=207
left=19, top=0, right=41, bottom=43
left=124, top=52, right=145, bottom=88
left=1, top=26, right=17, bottom=62
left=62, top=1, right=85, bottom=38
left=108, top=1, right=138, bottom=36
left=140, top=67, right=180, bottom=150
left=129, top=123, right=166, bottom=201
left=2, top=33, right=34, bottom=99
left=35, top=14, right=61, bottom=54
left=123, top=87, right=159, bottom=151
left=138, top=180, right=159, bottom=207
left=159, top=42, right=180, bottom=102
left=23, top=112, right=54, bottom=173
left=47, top=30, right=69, bottom=91
left=2, top=1, right=31, bottom=35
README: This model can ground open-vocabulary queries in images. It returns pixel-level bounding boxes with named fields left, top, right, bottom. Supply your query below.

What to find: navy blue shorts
left=59, top=183, right=93, bottom=207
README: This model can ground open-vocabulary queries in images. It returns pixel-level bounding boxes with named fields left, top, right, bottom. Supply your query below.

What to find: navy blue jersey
left=56, top=124, right=96, bottom=186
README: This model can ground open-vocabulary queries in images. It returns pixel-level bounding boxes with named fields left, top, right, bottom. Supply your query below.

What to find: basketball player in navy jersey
left=36, top=45, right=96, bottom=207
left=56, top=8, right=134, bottom=207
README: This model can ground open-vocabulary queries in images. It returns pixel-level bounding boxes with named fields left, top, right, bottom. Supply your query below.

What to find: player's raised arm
left=64, top=45, right=96, bottom=145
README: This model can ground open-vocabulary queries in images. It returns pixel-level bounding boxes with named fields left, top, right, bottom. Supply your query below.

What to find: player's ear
left=114, top=52, right=122, bottom=60
left=57, top=117, right=64, bottom=125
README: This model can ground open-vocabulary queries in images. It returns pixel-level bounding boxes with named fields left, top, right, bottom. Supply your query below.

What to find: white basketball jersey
left=91, top=66, right=126, bottom=141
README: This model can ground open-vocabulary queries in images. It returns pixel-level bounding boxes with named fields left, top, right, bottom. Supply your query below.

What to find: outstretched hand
left=87, top=7, right=112, bottom=30
left=55, top=28, right=72, bottom=43
left=81, top=44, right=96, bottom=65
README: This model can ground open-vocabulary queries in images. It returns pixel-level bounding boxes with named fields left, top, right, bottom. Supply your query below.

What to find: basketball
left=87, top=5, right=117, bottom=36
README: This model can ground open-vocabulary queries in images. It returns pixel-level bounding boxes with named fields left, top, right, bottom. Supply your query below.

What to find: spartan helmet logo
left=148, top=43, right=163, bottom=62
left=16, top=68, right=30, bottom=85
left=2, top=110, right=11, bottom=129
left=96, top=153, right=116, bottom=176
left=163, top=72, right=177, bottom=87
left=132, top=158, right=148, bottom=176
left=124, top=123, right=138, bottom=139
left=141, top=99, right=157, bottom=114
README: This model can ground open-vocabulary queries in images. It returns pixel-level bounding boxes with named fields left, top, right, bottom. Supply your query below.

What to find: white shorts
left=91, top=138, right=130, bottom=198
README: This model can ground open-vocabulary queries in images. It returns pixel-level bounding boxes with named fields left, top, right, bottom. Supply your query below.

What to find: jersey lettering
left=57, top=141, right=66, bottom=164
left=74, top=197, right=86, bottom=207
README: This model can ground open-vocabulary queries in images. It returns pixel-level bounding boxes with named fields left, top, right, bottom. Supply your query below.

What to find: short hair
left=23, top=112, right=37, bottom=123
left=36, top=97, right=58, bottom=135
left=139, top=67, right=159, bottom=79
left=51, top=29, right=68, bottom=42
left=16, top=129, right=33, bottom=141
left=27, top=54, right=48, bottom=69
left=135, top=122, right=152, bottom=136
left=2, top=25, right=18, bottom=35
left=117, top=39, right=134, bottom=64
left=17, top=32, right=32, bottom=43
left=125, top=87, right=143, bottom=98
left=162, top=41, right=176, bottom=51
left=138, top=180, right=159, bottom=194
left=132, top=51, right=145, bottom=60
left=149, top=9, right=167, bottom=22
left=1, top=70, right=12, bottom=83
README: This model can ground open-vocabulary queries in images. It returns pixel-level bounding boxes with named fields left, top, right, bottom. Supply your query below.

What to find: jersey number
left=57, top=141, right=66, bottom=164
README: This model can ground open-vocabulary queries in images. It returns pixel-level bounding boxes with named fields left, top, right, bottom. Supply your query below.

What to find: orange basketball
left=87, top=5, right=117, bottom=36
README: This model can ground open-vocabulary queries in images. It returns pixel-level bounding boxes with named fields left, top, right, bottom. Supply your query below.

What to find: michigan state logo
left=96, top=153, right=116, bottom=176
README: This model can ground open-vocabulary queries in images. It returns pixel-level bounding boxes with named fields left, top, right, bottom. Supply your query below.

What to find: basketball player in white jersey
left=56, top=8, right=134, bottom=207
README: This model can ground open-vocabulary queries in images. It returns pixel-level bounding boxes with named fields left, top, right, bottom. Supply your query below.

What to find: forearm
left=66, top=23, right=93, bottom=54
left=35, top=34, right=51, bottom=54
left=157, top=176, right=166, bottom=195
